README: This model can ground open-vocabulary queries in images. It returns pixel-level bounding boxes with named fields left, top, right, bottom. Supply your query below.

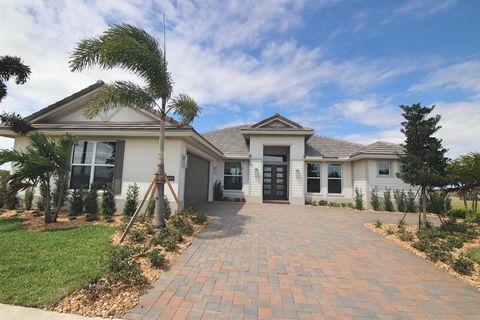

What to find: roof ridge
left=312, top=134, right=366, bottom=147
left=202, top=124, right=251, bottom=135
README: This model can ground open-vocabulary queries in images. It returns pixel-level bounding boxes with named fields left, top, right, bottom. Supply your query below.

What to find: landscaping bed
left=53, top=209, right=209, bottom=318
left=365, top=219, right=480, bottom=290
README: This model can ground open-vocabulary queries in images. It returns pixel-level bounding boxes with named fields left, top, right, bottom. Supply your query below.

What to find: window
left=224, top=162, right=242, bottom=190
left=328, top=164, right=342, bottom=194
left=307, top=163, right=321, bottom=193
left=263, top=154, right=287, bottom=162
left=378, top=160, right=391, bottom=176
left=70, top=141, right=117, bottom=189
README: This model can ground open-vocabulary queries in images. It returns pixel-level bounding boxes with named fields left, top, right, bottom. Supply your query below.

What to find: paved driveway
left=125, top=203, right=480, bottom=320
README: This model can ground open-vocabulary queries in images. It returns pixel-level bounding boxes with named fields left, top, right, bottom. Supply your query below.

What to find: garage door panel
left=184, top=152, right=209, bottom=208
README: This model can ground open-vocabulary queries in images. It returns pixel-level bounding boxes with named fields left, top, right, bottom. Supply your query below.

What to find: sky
left=1, top=0, right=480, bottom=170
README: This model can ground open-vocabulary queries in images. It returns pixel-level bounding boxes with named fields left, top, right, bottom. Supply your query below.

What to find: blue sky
left=1, top=0, right=480, bottom=170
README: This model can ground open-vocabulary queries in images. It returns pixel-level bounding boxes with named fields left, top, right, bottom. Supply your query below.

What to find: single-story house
left=0, top=81, right=413, bottom=210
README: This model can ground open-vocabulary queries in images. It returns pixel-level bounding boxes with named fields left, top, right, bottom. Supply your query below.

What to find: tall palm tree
left=0, top=132, right=76, bottom=223
left=69, top=24, right=200, bottom=227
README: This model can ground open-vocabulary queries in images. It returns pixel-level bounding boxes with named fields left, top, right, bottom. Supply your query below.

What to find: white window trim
left=306, top=163, right=321, bottom=194
left=327, top=163, right=342, bottom=195
left=224, top=161, right=243, bottom=191
left=377, top=160, right=392, bottom=177
left=70, top=140, right=116, bottom=189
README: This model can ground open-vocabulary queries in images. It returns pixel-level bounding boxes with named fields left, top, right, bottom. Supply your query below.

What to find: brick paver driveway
left=125, top=203, right=480, bottom=320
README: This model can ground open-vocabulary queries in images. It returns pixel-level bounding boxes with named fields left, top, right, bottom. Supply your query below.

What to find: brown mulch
left=53, top=215, right=209, bottom=318
left=0, top=209, right=124, bottom=230
left=364, top=222, right=480, bottom=291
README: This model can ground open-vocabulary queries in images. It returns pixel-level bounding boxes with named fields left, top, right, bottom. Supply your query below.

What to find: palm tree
left=0, top=132, right=76, bottom=223
left=69, top=24, right=200, bottom=227
left=0, top=55, right=31, bottom=102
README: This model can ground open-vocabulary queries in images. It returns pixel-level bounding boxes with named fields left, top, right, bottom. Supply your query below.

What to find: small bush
left=412, top=239, right=431, bottom=252
left=123, top=183, right=139, bottom=216
left=213, top=180, right=223, bottom=201
left=406, top=189, right=417, bottom=212
left=341, top=203, right=346, bottom=208
left=398, top=230, right=414, bottom=242
left=24, top=187, right=35, bottom=210
left=131, top=229, right=146, bottom=243
left=370, top=187, right=381, bottom=211
left=386, top=227, right=394, bottom=235
left=465, top=247, right=480, bottom=264
left=448, top=209, right=466, bottom=219
left=452, top=255, right=474, bottom=275
left=374, top=219, right=383, bottom=228
left=397, top=219, right=406, bottom=229
left=193, top=210, right=208, bottom=224
left=84, top=188, right=99, bottom=214
left=85, top=213, right=98, bottom=221
left=394, top=190, right=407, bottom=212
left=445, top=235, right=464, bottom=250
left=171, top=215, right=194, bottom=236
left=151, top=228, right=180, bottom=251
left=354, top=188, right=364, bottom=210
left=4, top=188, right=20, bottom=210
left=101, top=185, right=116, bottom=216
left=383, top=188, right=394, bottom=212
left=164, top=196, right=171, bottom=219
left=417, top=227, right=447, bottom=240
left=347, top=202, right=355, bottom=209
left=108, top=246, right=147, bottom=285
left=70, top=188, right=85, bottom=215
left=425, top=245, right=452, bottom=263
left=148, top=248, right=167, bottom=268
left=427, top=191, right=451, bottom=215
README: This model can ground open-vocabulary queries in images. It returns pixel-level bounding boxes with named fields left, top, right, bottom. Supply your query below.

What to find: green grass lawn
left=451, top=199, right=474, bottom=211
left=0, top=218, right=116, bottom=308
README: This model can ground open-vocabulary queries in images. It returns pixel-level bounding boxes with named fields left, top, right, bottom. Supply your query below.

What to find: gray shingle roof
left=306, top=136, right=365, bottom=157
left=357, top=141, right=403, bottom=155
left=202, top=125, right=250, bottom=153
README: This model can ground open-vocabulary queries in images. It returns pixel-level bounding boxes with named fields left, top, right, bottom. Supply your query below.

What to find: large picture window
left=224, top=162, right=242, bottom=190
left=70, top=141, right=117, bottom=189
left=307, top=163, right=320, bottom=193
left=378, top=160, right=391, bottom=176
left=328, top=164, right=342, bottom=194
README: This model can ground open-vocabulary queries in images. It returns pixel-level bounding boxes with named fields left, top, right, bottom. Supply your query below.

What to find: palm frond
left=83, top=81, right=155, bottom=119
left=69, top=38, right=103, bottom=72
left=169, top=94, right=201, bottom=125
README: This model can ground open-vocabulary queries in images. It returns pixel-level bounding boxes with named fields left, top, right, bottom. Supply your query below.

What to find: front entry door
left=263, top=165, right=287, bottom=200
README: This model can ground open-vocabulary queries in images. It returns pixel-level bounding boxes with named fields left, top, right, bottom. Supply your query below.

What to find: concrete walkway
left=126, top=203, right=480, bottom=320
left=0, top=303, right=106, bottom=320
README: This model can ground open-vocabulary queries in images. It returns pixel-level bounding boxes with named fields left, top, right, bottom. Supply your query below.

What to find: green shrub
left=123, top=183, right=139, bottom=216
left=318, top=200, right=328, bottom=206
left=146, top=197, right=155, bottom=217
left=24, top=187, right=35, bottom=210
left=427, top=191, right=451, bottom=215
left=52, top=177, right=69, bottom=211
left=412, top=239, right=431, bottom=252
left=70, top=188, right=85, bottom=215
left=0, top=171, right=8, bottom=208
left=397, top=219, right=406, bottom=229
left=84, top=188, right=98, bottom=214
left=406, top=189, right=417, bottom=212
left=398, top=230, right=414, bottom=242
left=394, top=190, right=407, bottom=212
left=383, top=188, right=394, bottom=212
left=374, top=219, right=383, bottom=228
left=452, top=255, right=474, bottom=275
left=354, top=188, right=364, bottom=210
left=171, top=215, right=193, bottom=235
left=416, top=227, right=447, bottom=240
left=386, top=227, right=394, bottom=235
left=148, top=248, right=167, bottom=268
left=101, top=185, right=116, bottom=216
left=370, top=187, right=381, bottom=211
left=425, top=245, right=452, bottom=263
left=341, top=203, right=346, bottom=208
left=85, top=213, right=97, bottom=221
left=151, top=228, right=180, bottom=251
left=193, top=210, right=208, bottom=224
left=445, top=235, right=464, bottom=249
left=213, top=180, right=223, bottom=201
left=465, top=214, right=480, bottom=225
left=130, top=229, right=146, bottom=243
left=4, top=188, right=20, bottom=210
left=347, top=202, right=355, bottom=209
left=448, top=209, right=466, bottom=219
left=108, top=246, right=147, bottom=285
left=164, top=196, right=171, bottom=219
left=465, top=247, right=480, bottom=264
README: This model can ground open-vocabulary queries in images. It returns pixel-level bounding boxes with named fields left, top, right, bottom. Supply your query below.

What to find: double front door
left=263, top=165, right=287, bottom=200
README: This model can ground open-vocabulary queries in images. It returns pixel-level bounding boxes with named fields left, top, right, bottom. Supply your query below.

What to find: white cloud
left=332, top=98, right=402, bottom=128
left=410, top=60, right=480, bottom=95
left=393, top=0, right=457, bottom=18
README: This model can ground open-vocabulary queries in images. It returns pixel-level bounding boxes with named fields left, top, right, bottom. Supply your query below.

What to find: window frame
left=306, top=162, right=321, bottom=193
left=377, top=160, right=392, bottom=177
left=70, top=140, right=117, bottom=190
left=327, top=163, right=342, bottom=194
left=224, top=161, right=243, bottom=191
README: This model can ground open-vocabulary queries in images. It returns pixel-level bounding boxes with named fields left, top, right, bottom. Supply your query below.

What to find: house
left=0, top=81, right=413, bottom=210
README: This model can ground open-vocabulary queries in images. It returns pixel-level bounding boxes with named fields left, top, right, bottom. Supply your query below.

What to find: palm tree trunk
left=421, top=185, right=427, bottom=228
left=44, top=179, right=52, bottom=224
left=153, top=101, right=167, bottom=228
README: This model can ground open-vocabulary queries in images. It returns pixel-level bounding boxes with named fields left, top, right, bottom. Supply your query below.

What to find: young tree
left=70, top=24, right=200, bottom=228
left=0, top=55, right=31, bottom=102
left=0, top=132, right=76, bottom=223
left=123, top=183, right=140, bottom=216
left=397, top=103, right=448, bottom=228
left=448, top=152, right=480, bottom=214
